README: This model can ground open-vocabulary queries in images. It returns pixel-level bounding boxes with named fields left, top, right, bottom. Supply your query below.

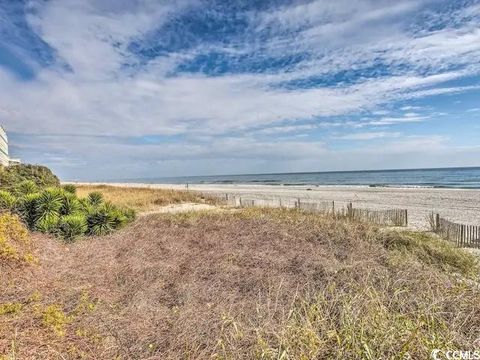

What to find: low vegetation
left=0, top=213, right=34, bottom=265
left=1, top=207, right=478, bottom=359
left=0, top=164, right=60, bottom=191
left=75, top=184, right=220, bottom=212
left=0, top=182, right=135, bottom=241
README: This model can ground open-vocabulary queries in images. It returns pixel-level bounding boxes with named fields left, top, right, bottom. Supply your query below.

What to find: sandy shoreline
left=69, top=182, right=480, bottom=229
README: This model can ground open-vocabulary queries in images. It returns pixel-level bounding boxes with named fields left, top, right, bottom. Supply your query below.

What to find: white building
left=0, top=126, right=20, bottom=166
left=0, top=126, right=9, bottom=166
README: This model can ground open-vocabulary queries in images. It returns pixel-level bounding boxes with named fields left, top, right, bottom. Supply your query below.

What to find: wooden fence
left=221, top=194, right=408, bottom=227
left=347, top=203, right=408, bottom=227
left=434, top=214, right=480, bottom=249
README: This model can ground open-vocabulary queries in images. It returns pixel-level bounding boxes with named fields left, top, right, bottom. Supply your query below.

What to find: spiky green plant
left=101, top=202, right=124, bottom=228
left=36, top=188, right=64, bottom=223
left=35, top=215, right=59, bottom=234
left=86, top=205, right=116, bottom=236
left=0, top=190, right=16, bottom=211
left=78, top=198, right=93, bottom=212
left=62, top=184, right=77, bottom=195
left=58, top=214, right=87, bottom=241
left=87, top=192, right=104, bottom=207
left=59, top=192, right=81, bottom=216
left=14, top=180, right=39, bottom=196
left=16, top=193, right=41, bottom=229
left=12, top=186, right=134, bottom=240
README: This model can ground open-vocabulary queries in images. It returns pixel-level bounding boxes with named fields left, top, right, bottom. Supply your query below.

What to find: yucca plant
left=58, top=214, right=87, bottom=241
left=14, top=180, right=39, bottom=196
left=103, top=202, right=129, bottom=229
left=62, top=184, right=77, bottom=195
left=87, top=192, right=104, bottom=207
left=35, top=188, right=64, bottom=223
left=60, top=192, right=81, bottom=216
left=0, top=190, right=16, bottom=211
left=86, top=205, right=116, bottom=236
left=16, top=193, right=41, bottom=229
left=78, top=198, right=94, bottom=213
left=11, top=186, right=134, bottom=240
left=35, top=215, right=59, bottom=234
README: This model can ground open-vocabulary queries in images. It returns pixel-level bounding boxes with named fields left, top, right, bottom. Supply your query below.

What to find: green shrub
left=36, top=215, right=59, bottom=234
left=58, top=214, right=87, bottom=241
left=102, top=202, right=128, bottom=229
left=59, top=192, right=81, bottom=216
left=16, top=193, right=41, bottom=229
left=6, top=183, right=135, bottom=241
left=15, top=180, right=39, bottom=196
left=36, top=188, right=64, bottom=223
left=0, top=190, right=16, bottom=211
left=86, top=205, right=117, bottom=236
left=87, top=192, right=104, bottom=207
left=0, top=164, right=60, bottom=191
left=62, top=184, right=77, bottom=195
left=78, top=198, right=93, bottom=212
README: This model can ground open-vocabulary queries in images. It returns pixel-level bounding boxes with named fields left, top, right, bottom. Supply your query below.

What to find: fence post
left=404, top=209, right=408, bottom=227
left=347, top=202, right=353, bottom=219
left=332, top=201, right=335, bottom=214
left=461, top=225, right=465, bottom=247
left=297, top=197, right=301, bottom=209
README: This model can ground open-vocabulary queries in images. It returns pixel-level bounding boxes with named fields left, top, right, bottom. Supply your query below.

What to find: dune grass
left=75, top=184, right=221, bottom=212
left=1, top=207, right=479, bottom=359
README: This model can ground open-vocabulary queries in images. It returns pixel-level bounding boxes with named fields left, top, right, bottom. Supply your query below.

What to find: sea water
left=127, top=167, right=480, bottom=189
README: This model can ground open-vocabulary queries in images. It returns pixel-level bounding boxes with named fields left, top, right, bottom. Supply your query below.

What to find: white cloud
left=334, top=132, right=402, bottom=140
left=2, top=0, right=480, bottom=178
left=400, top=106, right=422, bottom=111
left=26, top=0, right=195, bottom=78
left=364, top=116, right=428, bottom=126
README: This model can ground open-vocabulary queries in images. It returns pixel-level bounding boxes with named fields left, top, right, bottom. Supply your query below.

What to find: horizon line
left=101, top=165, right=480, bottom=183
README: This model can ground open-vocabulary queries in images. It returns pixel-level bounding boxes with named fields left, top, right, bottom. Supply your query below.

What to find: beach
left=72, top=182, right=480, bottom=229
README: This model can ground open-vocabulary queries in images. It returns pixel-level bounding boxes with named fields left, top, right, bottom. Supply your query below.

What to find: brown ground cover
left=1, top=208, right=479, bottom=359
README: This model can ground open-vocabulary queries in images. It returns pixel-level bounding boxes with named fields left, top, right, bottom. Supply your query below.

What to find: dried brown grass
left=75, top=184, right=221, bottom=212
left=1, top=208, right=479, bottom=359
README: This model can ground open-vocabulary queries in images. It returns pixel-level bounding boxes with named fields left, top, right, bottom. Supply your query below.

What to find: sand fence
left=433, top=214, right=480, bottom=249
left=216, top=194, right=409, bottom=227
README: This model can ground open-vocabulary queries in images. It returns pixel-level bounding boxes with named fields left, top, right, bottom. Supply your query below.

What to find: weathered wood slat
left=434, top=214, right=480, bottom=249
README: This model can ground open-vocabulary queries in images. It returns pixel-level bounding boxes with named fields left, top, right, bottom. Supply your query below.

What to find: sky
left=1, top=0, right=480, bottom=181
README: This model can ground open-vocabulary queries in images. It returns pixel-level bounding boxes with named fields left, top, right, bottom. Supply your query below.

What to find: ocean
left=124, top=167, right=480, bottom=189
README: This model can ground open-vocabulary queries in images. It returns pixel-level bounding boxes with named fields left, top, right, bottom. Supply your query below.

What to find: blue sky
left=1, top=0, right=479, bottom=180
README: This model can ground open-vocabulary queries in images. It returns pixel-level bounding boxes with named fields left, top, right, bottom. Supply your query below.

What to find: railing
left=434, top=214, right=480, bottom=249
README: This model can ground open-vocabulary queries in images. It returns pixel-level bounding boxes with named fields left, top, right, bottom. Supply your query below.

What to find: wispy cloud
left=334, top=132, right=402, bottom=140
left=0, top=0, right=479, bottom=178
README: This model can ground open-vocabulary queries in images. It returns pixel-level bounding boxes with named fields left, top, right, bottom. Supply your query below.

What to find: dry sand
left=140, top=202, right=220, bottom=216
left=72, top=182, right=480, bottom=229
